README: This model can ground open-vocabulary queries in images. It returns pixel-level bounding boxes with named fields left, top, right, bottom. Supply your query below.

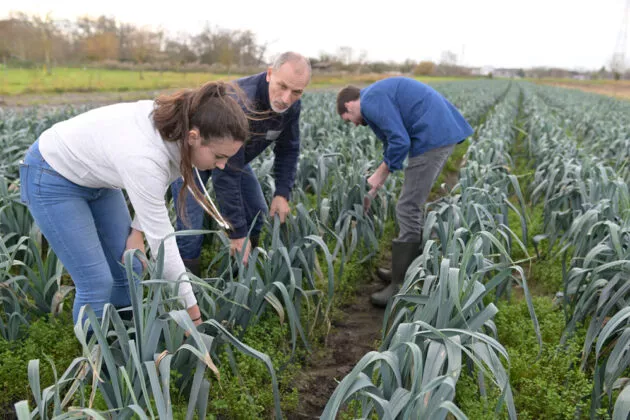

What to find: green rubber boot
left=370, top=240, right=422, bottom=307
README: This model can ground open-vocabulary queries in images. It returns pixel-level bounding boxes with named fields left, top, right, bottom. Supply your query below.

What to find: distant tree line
left=1, top=12, right=626, bottom=79
left=0, top=12, right=476, bottom=75
left=0, top=12, right=266, bottom=73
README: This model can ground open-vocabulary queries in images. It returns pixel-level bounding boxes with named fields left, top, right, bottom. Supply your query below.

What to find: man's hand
left=269, top=195, right=291, bottom=223
left=367, top=162, right=390, bottom=192
left=124, top=228, right=147, bottom=269
left=363, top=188, right=377, bottom=214
left=230, top=237, right=252, bottom=265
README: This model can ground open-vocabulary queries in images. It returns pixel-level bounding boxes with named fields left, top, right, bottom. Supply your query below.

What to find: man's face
left=341, top=100, right=366, bottom=126
left=266, top=61, right=310, bottom=113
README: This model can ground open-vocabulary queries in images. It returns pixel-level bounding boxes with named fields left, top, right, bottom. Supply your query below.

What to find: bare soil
left=286, top=278, right=387, bottom=419
left=538, top=80, right=630, bottom=100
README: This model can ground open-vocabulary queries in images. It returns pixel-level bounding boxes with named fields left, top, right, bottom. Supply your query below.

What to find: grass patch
left=456, top=297, right=602, bottom=419
left=0, top=67, right=239, bottom=95
left=193, top=316, right=302, bottom=419
left=1, top=67, right=475, bottom=96
left=0, top=312, right=80, bottom=417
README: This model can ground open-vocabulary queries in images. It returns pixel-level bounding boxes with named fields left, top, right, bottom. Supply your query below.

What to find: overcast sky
left=2, top=0, right=628, bottom=70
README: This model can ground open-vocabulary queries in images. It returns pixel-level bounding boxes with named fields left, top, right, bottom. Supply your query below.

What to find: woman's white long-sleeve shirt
left=39, top=100, right=197, bottom=308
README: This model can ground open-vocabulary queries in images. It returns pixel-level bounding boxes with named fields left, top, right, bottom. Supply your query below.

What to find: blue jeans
left=19, top=140, right=142, bottom=324
left=170, top=165, right=268, bottom=260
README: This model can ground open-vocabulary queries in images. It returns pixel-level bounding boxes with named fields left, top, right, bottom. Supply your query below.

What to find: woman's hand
left=124, top=228, right=148, bottom=269
left=187, top=304, right=202, bottom=326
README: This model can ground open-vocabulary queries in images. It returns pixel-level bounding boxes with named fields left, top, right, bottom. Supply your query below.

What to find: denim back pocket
left=18, top=163, right=30, bottom=205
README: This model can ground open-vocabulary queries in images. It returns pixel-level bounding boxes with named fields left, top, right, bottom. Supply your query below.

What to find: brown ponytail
left=152, top=81, right=250, bottom=229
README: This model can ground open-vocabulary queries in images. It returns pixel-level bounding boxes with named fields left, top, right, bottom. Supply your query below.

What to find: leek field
left=1, top=80, right=629, bottom=419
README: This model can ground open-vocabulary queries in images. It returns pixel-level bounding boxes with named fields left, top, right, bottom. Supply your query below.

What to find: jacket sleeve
left=211, top=146, right=249, bottom=239
left=122, top=159, right=197, bottom=308
left=272, top=103, right=301, bottom=199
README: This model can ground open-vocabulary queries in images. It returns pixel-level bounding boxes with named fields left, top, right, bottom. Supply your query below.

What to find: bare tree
left=33, top=13, right=55, bottom=74
left=129, top=27, right=162, bottom=77
left=163, top=32, right=197, bottom=66
left=400, top=59, right=417, bottom=73
left=440, top=50, right=457, bottom=66
left=83, top=32, right=119, bottom=61
left=414, top=61, right=436, bottom=76
left=118, top=23, right=135, bottom=62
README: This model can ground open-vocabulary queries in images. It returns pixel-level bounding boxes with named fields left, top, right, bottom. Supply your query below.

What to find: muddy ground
left=287, top=279, right=387, bottom=419
left=537, top=80, right=630, bottom=100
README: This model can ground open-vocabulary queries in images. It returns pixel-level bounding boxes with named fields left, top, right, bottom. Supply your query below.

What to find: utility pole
left=612, top=0, right=630, bottom=79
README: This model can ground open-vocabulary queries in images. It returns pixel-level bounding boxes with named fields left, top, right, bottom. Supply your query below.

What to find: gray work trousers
left=396, top=144, right=455, bottom=242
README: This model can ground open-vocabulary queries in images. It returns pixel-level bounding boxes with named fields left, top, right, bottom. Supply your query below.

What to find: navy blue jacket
left=360, top=77, right=473, bottom=171
left=213, top=72, right=301, bottom=238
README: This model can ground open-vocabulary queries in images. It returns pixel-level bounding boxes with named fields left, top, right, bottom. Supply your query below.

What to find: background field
left=0, top=67, right=464, bottom=96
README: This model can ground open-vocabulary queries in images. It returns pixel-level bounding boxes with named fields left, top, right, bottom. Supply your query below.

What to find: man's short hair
left=272, top=52, right=312, bottom=79
left=336, top=85, right=361, bottom=115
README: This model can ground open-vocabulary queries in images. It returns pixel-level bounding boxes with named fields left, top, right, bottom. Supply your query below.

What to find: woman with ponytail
left=19, top=81, right=248, bottom=328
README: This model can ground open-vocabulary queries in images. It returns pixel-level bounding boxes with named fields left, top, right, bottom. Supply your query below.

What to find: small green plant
left=0, top=312, right=78, bottom=416
left=457, top=297, right=596, bottom=419
left=204, top=317, right=303, bottom=419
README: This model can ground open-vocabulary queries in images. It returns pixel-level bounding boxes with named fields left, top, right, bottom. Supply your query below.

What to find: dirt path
left=287, top=278, right=387, bottom=419
left=286, top=147, right=464, bottom=419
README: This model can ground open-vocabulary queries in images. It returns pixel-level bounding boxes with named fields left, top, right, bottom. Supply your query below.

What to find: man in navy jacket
left=172, top=52, right=311, bottom=274
left=337, top=77, right=474, bottom=307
